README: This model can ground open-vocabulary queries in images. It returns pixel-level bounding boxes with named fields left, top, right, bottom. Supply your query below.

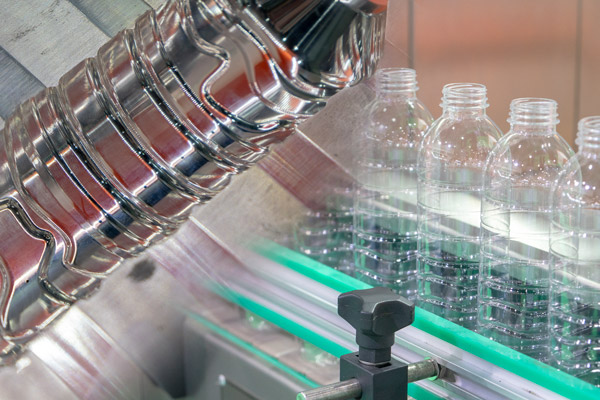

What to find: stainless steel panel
left=144, top=0, right=165, bottom=9
left=77, top=255, right=196, bottom=397
left=0, top=0, right=109, bottom=86
left=0, top=352, right=79, bottom=400
left=68, top=0, right=151, bottom=36
left=184, top=322, right=310, bottom=399
left=29, top=307, right=172, bottom=400
left=0, top=47, right=44, bottom=118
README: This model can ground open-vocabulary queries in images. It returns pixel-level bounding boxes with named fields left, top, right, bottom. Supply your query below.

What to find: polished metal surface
left=0, top=48, right=45, bottom=119
left=297, top=378, right=362, bottom=400
left=0, top=0, right=109, bottom=86
left=407, top=359, right=439, bottom=383
left=29, top=307, right=172, bottom=400
left=0, top=0, right=387, bottom=362
left=184, top=313, right=313, bottom=399
left=68, top=0, right=151, bottom=36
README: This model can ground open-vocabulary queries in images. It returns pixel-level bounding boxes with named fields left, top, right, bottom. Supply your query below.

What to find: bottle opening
left=441, top=83, right=488, bottom=110
left=576, top=116, right=600, bottom=153
left=376, top=68, right=418, bottom=94
left=508, top=98, right=559, bottom=129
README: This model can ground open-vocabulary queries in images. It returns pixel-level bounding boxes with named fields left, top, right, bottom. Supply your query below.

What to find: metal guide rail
left=149, top=218, right=600, bottom=400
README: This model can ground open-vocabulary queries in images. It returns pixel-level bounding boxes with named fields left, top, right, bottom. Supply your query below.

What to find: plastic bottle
left=478, top=98, right=574, bottom=361
left=417, top=83, right=502, bottom=329
left=295, top=201, right=354, bottom=276
left=550, top=116, right=600, bottom=385
left=353, top=68, right=434, bottom=300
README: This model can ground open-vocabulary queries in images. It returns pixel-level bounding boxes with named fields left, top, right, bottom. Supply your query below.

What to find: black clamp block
left=338, top=287, right=415, bottom=400
left=340, top=353, right=407, bottom=400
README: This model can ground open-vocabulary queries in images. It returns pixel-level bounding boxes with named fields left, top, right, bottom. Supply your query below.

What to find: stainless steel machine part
left=407, top=359, right=440, bottom=383
left=0, top=0, right=387, bottom=361
left=296, top=358, right=440, bottom=399
left=297, top=378, right=362, bottom=400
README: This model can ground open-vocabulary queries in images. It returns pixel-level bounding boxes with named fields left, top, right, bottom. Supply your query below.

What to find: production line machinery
left=0, top=1, right=598, bottom=399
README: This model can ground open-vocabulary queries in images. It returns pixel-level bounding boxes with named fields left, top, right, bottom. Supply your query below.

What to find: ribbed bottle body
left=550, top=116, right=600, bottom=385
left=478, top=98, right=574, bottom=361
left=417, top=83, right=502, bottom=329
left=353, top=68, right=433, bottom=300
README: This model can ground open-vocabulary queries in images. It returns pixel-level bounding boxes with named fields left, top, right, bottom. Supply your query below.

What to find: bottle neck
left=508, top=98, right=558, bottom=135
left=576, top=116, right=600, bottom=158
left=376, top=68, right=418, bottom=100
left=440, top=83, right=488, bottom=117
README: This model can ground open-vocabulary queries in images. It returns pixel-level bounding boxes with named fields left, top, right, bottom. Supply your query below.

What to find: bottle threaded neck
left=376, top=68, right=418, bottom=95
left=508, top=98, right=559, bottom=132
left=441, top=83, right=488, bottom=111
left=576, top=116, right=600, bottom=154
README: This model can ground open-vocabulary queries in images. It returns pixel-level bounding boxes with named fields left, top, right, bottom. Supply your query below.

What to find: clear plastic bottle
left=295, top=194, right=355, bottom=276
left=478, top=98, right=574, bottom=361
left=550, top=116, right=600, bottom=385
left=417, top=83, right=502, bottom=329
left=353, top=68, right=434, bottom=300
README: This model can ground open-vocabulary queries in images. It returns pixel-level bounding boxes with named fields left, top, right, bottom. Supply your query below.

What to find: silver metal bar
left=0, top=0, right=109, bottom=86
left=407, top=359, right=439, bottom=383
left=67, top=0, right=150, bottom=36
left=0, top=47, right=45, bottom=119
left=297, top=379, right=362, bottom=400
left=296, top=359, right=439, bottom=400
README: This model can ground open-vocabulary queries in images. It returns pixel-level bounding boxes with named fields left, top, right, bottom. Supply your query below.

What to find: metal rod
left=297, top=379, right=362, bottom=400
left=297, top=359, right=440, bottom=400
left=408, top=359, right=439, bottom=383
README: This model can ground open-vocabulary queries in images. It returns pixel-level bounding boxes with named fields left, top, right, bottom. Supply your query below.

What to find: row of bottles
left=316, top=67, right=598, bottom=385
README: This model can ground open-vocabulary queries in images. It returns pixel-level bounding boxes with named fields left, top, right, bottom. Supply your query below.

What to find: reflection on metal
left=29, top=307, right=172, bottom=400
left=297, top=378, right=362, bottom=400
left=0, top=0, right=387, bottom=361
left=407, top=359, right=439, bottom=383
left=0, top=48, right=45, bottom=119
left=297, top=360, right=442, bottom=400
left=0, top=198, right=64, bottom=357
left=67, top=0, right=151, bottom=37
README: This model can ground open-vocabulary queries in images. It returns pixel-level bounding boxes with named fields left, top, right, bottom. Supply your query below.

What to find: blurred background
left=383, top=0, right=600, bottom=147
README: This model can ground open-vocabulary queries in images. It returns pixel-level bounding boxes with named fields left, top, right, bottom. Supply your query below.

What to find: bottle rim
left=440, top=83, right=489, bottom=110
left=376, top=68, right=419, bottom=93
left=576, top=116, right=600, bottom=151
left=507, top=97, right=560, bottom=127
